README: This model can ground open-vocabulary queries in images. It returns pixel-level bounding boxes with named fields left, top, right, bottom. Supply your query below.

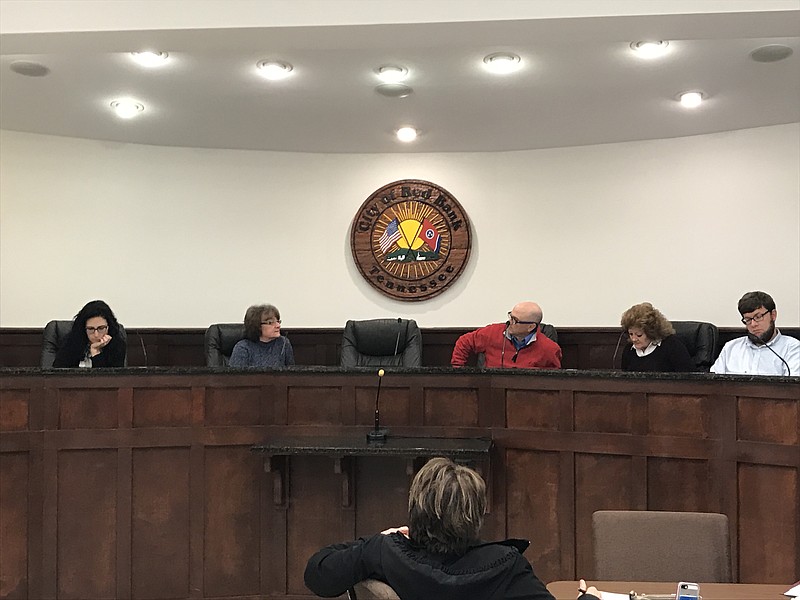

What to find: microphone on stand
left=611, top=330, right=628, bottom=369
left=366, top=368, right=389, bottom=444
left=393, top=317, right=404, bottom=357
left=748, top=332, right=791, bottom=375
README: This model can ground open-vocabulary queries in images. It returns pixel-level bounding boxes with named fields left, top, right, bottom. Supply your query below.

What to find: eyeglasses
left=507, top=311, right=538, bottom=325
left=741, top=309, right=771, bottom=325
left=85, top=325, right=108, bottom=334
left=261, top=319, right=281, bottom=326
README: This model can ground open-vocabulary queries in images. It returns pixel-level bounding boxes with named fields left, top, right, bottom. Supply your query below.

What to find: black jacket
left=305, top=533, right=594, bottom=600
left=52, top=330, right=126, bottom=368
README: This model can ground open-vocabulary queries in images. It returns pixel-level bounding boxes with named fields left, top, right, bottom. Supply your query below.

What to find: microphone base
left=366, top=428, right=389, bottom=445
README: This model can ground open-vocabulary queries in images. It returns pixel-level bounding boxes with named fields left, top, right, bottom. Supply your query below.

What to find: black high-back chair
left=41, top=319, right=128, bottom=367
left=340, top=319, right=422, bottom=367
left=204, top=323, right=244, bottom=366
left=671, top=321, right=719, bottom=371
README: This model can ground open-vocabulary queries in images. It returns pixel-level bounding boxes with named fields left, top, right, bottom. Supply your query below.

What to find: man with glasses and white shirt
left=451, top=301, right=562, bottom=369
left=711, top=291, right=799, bottom=376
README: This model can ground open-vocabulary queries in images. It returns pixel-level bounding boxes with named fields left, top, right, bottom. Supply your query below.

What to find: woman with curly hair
left=620, top=302, right=693, bottom=372
left=53, top=299, right=126, bottom=368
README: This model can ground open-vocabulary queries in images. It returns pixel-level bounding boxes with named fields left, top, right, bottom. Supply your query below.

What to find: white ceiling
left=1, top=5, right=798, bottom=153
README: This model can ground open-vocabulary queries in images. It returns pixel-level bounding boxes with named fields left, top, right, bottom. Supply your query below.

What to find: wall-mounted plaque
left=350, top=179, right=472, bottom=301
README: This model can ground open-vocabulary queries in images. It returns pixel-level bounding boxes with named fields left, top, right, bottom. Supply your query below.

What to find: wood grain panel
left=286, top=386, right=343, bottom=425
left=59, top=388, right=118, bottom=429
left=0, top=390, right=28, bottom=431
left=355, top=387, right=411, bottom=428
left=574, top=392, right=633, bottom=433
left=737, top=397, right=799, bottom=445
left=647, top=457, right=713, bottom=512
left=0, top=452, right=28, bottom=598
left=648, top=394, right=710, bottom=438
left=131, top=447, right=190, bottom=599
left=57, top=449, right=117, bottom=599
left=286, top=456, right=348, bottom=595
left=205, top=387, right=263, bottom=426
left=505, top=449, right=561, bottom=583
left=354, top=456, right=410, bottom=538
left=738, top=463, right=798, bottom=582
left=423, top=388, right=478, bottom=426
left=506, top=389, right=560, bottom=430
left=574, top=453, right=636, bottom=578
left=132, top=388, right=192, bottom=427
left=204, top=446, right=262, bottom=597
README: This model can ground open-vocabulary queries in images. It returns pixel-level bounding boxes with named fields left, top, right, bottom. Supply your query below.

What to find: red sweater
left=451, top=322, right=562, bottom=369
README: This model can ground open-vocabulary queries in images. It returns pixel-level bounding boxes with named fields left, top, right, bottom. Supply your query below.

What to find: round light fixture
left=483, top=52, right=521, bottom=74
left=630, top=41, right=670, bottom=58
left=375, top=83, right=413, bottom=98
left=396, top=127, right=418, bottom=142
left=376, top=65, right=408, bottom=83
left=679, top=91, right=704, bottom=108
left=257, top=60, right=293, bottom=80
left=750, top=44, right=793, bottom=63
left=110, top=99, right=145, bottom=119
left=9, top=60, right=50, bottom=77
left=130, top=51, right=169, bottom=67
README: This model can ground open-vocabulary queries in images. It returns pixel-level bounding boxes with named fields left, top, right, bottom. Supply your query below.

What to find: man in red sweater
left=451, top=302, right=562, bottom=369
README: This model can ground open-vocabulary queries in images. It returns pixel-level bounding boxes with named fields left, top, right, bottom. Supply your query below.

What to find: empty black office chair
left=671, top=321, right=719, bottom=371
left=341, top=319, right=422, bottom=367
left=42, top=319, right=128, bottom=367
left=204, top=323, right=244, bottom=366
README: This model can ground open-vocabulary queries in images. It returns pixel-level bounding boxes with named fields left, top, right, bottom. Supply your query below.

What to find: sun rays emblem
left=350, top=180, right=472, bottom=301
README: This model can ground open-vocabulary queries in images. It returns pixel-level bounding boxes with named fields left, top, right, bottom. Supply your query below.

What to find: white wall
left=1, top=124, right=798, bottom=328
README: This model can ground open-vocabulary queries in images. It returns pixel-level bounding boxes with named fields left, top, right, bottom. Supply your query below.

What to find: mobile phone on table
left=676, top=582, right=700, bottom=600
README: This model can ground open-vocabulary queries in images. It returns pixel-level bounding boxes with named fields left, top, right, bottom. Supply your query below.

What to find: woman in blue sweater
left=229, top=304, right=294, bottom=368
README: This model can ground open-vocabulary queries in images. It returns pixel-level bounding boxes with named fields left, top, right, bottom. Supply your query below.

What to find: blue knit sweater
left=229, top=337, right=294, bottom=368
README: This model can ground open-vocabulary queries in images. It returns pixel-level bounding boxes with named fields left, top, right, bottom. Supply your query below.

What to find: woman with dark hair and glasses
left=229, top=304, right=294, bottom=368
left=53, top=299, right=126, bottom=368
left=304, top=457, right=600, bottom=600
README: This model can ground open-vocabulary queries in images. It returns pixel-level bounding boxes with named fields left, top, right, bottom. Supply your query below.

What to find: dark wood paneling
left=0, top=452, right=28, bottom=599
left=0, top=369, right=797, bottom=599
left=9, top=326, right=798, bottom=370
left=57, top=449, right=117, bottom=600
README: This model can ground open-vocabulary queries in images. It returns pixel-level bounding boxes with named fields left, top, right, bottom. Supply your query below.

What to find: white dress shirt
left=711, top=331, right=800, bottom=376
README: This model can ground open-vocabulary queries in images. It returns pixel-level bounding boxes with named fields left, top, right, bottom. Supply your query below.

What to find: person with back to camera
left=451, top=301, right=562, bottom=369
left=620, top=302, right=694, bottom=372
left=53, top=299, right=126, bottom=368
left=304, top=457, right=602, bottom=600
left=229, top=304, right=294, bottom=368
left=711, top=290, right=800, bottom=376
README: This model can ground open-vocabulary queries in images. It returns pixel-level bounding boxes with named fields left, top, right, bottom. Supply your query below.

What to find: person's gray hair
left=407, top=457, right=486, bottom=555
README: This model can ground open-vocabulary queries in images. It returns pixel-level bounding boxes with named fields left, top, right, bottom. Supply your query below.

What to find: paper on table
left=784, top=581, right=800, bottom=597
left=601, top=592, right=631, bottom=600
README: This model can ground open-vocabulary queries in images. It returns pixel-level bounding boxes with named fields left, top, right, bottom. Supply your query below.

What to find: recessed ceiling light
left=257, top=60, right=293, bottom=80
left=396, top=127, right=418, bottom=142
left=679, top=91, right=704, bottom=108
left=630, top=41, right=670, bottom=59
left=130, top=51, right=169, bottom=67
left=483, top=52, right=521, bottom=74
left=376, top=65, right=408, bottom=83
left=110, top=99, right=145, bottom=119
left=9, top=60, right=50, bottom=77
left=375, top=84, right=413, bottom=98
left=750, top=44, right=793, bottom=63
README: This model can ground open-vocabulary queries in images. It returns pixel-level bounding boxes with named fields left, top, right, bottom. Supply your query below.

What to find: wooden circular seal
left=350, top=179, right=472, bottom=301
